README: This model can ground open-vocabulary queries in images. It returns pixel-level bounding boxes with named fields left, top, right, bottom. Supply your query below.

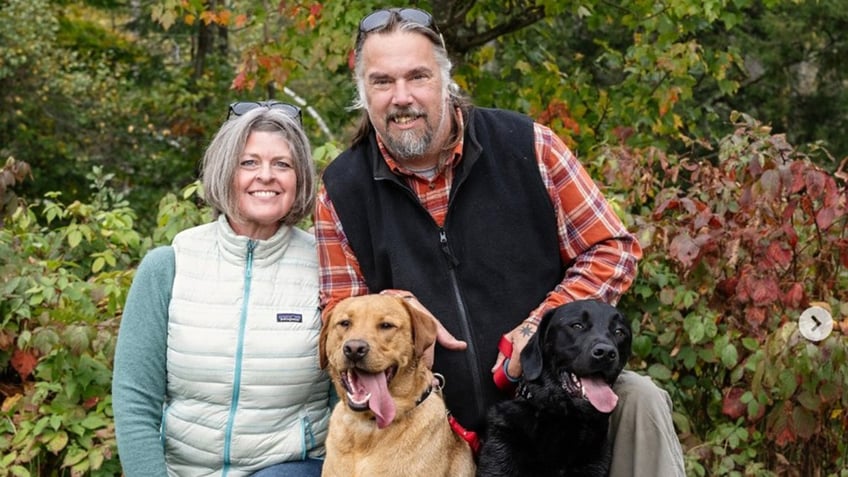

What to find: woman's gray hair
left=200, top=107, right=315, bottom=226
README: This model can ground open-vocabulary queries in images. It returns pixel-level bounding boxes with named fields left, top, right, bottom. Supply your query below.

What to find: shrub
left=606, top=112, right=848, bottom=476
left=0, top=169, right=207, bottom=476
left=2, top=119, right=846, bottom=475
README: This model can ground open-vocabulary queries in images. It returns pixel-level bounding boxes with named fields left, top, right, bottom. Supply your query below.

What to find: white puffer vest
left=164, top=216, right=330, bottom=476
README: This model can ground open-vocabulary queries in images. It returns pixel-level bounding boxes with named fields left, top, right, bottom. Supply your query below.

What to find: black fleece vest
left=322, top=107, right=564, bottom=429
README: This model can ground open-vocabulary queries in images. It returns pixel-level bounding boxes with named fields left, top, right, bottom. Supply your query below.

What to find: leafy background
left=1, top=0, right=847, bottom=475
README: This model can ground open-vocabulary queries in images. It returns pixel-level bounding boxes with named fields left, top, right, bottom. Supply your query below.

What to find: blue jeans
left=249, top=458, right=324, bottom=477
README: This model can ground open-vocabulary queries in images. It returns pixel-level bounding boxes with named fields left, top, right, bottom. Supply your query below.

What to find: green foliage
left=0, top=175, right=207, bottom=476
left=152, top=180, right=212, bottom=245
left=0, top=179, right=133, bottom=475
left=611, top=112, right=848, bottom=475
left=726, top=0, right=848, bottom=165
left=6, top=0, right=845, bottom=238
left=1, top=0, right=231, bottom=236
left=3, top=1, right=848, bottom=475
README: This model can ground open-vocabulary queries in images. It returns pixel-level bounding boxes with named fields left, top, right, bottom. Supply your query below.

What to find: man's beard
left=384, top=128, right=433, bottom=161
left=381, top=106, right=436, bottom=161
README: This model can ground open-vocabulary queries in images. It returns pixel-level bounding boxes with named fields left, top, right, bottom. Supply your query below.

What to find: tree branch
left=431, top=0, right=547, bottom=55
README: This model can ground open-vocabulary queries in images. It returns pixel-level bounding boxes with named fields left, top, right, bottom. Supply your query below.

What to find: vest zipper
left=223, top=239, right=256, bottom=475
left=387, top=174, right=487, bottom=424
left=300, top=410, right=314, bottom=460
left=438, top=229, right=460, bottom=267
left=438, top=228, right=485, bottom=421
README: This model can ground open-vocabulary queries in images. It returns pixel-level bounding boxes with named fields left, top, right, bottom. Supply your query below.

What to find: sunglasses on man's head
left=357, top=7, right=444, bottom=48
left=227, top=100, right=302, bottom=124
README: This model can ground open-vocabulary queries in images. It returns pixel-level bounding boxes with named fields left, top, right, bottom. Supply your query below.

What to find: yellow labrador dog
left=319, top=294, right=475, bottom=477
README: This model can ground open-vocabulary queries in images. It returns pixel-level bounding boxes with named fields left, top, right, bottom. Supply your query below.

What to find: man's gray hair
left=348, top=10, right=472, bottom=147
left=351, top=16, right=459, bottom=111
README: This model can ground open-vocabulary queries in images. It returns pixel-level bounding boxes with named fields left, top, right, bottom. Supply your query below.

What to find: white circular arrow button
left=798, top=306, right=834, bottom=342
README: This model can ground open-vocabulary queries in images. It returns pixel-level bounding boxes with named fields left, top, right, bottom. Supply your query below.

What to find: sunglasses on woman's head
left=357, top=7, right=445, bottom=48
left=227, top=100, right=302, bottom=124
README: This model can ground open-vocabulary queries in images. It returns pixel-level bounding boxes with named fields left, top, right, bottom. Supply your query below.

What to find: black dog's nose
left=343, top=339, right=370, bottom=362
left=591, top=343, right=618, bottom=362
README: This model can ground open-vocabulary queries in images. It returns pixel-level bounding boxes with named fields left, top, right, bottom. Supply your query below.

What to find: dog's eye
left=337, top=319, right=351, bottom=328
left=379, top=322, right=396, bottom=330
left=570, top=323, right=585, bottom=330
left=614, top=328, right=627, bottom=337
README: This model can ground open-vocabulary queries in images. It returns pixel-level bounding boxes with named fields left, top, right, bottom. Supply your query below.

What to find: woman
left=113, top=101, right=330, bottom=477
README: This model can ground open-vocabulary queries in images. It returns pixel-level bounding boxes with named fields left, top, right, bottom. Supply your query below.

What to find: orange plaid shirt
left=315, top=120, right=642, bottom=324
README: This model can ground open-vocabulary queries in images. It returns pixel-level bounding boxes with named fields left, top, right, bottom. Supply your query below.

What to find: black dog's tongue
left=349, top=369, right=396, bottom=428
left=582, top=377, right=618, bottom=413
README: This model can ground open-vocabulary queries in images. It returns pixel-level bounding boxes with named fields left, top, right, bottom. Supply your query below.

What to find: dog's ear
left=318, top=307, right=333, bottom=369
left=400, top=298, right=438, bottom=358
left=520, top=307, right=556, bottom=381
left=616, top=310, right=634, bottom=366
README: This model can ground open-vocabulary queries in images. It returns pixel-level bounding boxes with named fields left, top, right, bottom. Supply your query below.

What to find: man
left=314, top=7, right=685, bottom=475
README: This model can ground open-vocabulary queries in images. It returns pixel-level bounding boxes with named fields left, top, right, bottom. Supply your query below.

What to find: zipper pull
left=246, top=240, right=256, bottom=278
left=439, top=229, right=460, bottom=268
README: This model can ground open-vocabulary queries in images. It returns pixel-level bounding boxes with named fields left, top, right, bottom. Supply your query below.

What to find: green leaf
left=631, top=335, right=652, bottom=358
left=746, top=399, right=761, bottom=420
left=678, top=346, right=698, bottom=370
left=88, top=447, right=105, bottom=470
left=721, top=343, right=739, bottom=369
left=45, top=430, right=69, bottom=454
left=64, top=326, right=91, bottom=354
left=698, top=347, right=716, bottom=364
left=32, top=328, right=61, bottom=355
left=647, top=363, right=672, bottom=381
left=672, top=411, right=691, bottom=434
left=71, top=458, right=91, bottom=474
left=92, top=256, right=105, bottom=273
left=741, top=337, right=759, bottom=352
left=32, top=417, right=49, bottom=437
left=10, top=465, right=31, bottom=477
left=684, top=313, right=705, bottom=344
left=62, top=446, right=87, bottom=467
left=777, top=370, right=798, bottom=399
left=68, top=229, right=83, bottom=248
left=80, top=414, right=109, bottom=430
left=1, top=451, right=17, bottom=467
left=3, top=276, right=22, bottom=294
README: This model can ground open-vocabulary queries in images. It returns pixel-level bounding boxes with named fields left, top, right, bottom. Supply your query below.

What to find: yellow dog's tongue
left=357, top=371, right=396, bottom=429
left=582, top=377, right=618, bottom=413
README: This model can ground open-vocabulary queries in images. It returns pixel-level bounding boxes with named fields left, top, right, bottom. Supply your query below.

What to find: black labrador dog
left=476, top=300, right=633, bottom=477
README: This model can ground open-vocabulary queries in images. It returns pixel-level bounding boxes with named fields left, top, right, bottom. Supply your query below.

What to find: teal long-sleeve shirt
left=112, top=246, right=175, bottom=476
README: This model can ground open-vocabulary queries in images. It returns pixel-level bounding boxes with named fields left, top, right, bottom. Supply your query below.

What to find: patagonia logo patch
left=276, top=313, right=303, bottom=323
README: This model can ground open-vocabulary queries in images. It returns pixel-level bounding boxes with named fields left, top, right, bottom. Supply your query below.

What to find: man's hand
left=380, top=289, right=467, bottom=368
left=491, top=320, right=538, bottom=379
left=427, top=316, right=467, bottom=368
